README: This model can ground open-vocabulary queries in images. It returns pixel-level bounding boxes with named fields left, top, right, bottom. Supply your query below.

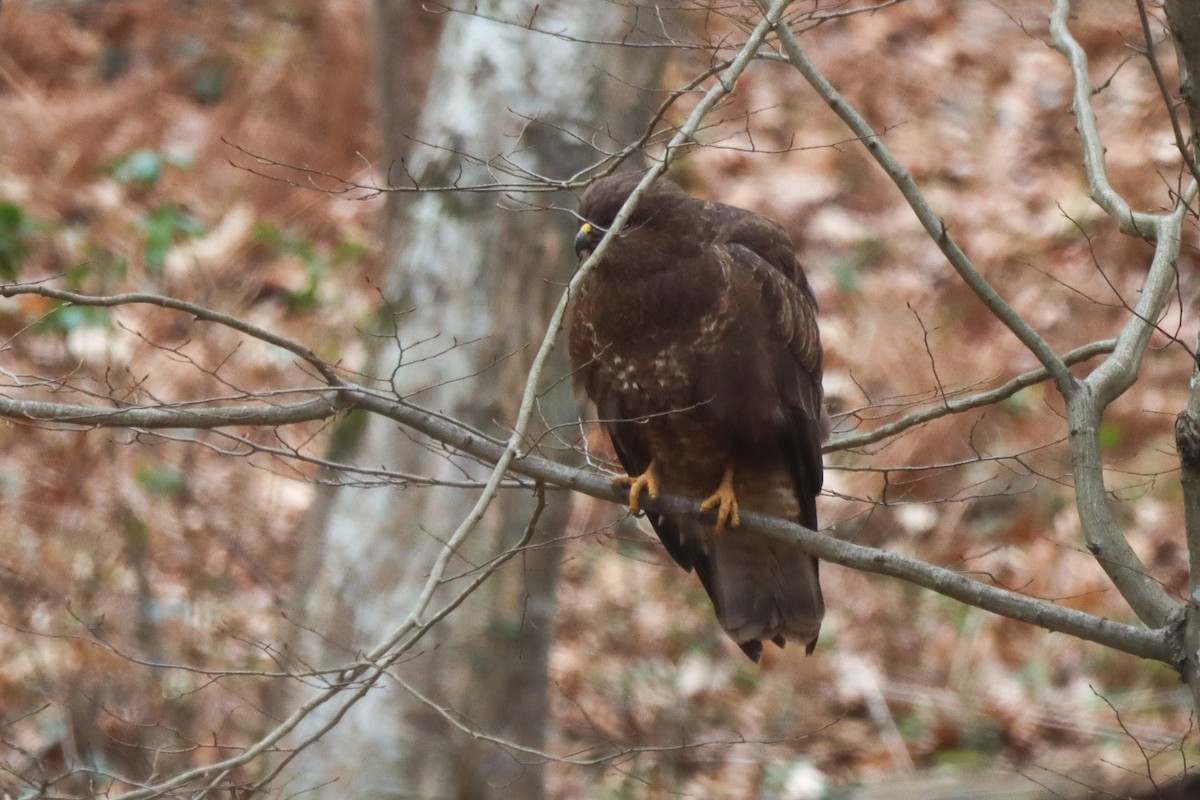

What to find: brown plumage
left=568, top=172, right=827, bottom=661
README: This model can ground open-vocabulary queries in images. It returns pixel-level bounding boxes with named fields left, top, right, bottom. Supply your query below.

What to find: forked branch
left=765, top=0, right=1188, bottom=645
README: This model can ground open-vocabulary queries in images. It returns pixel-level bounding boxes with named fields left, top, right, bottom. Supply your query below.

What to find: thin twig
left=1049, top=0, right=1162, bottom=237
left=0, top=284, right=346, bottom=387
left=1135, top=0, right=1200, bottom=187
left=761, top=1, right=1079, bottom=397
left=827, top=339, right=1116, bottom=452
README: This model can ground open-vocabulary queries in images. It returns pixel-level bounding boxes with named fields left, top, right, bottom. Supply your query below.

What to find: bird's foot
left=613, top=460, right=660, bottom=517
left=700, top=464, right=740, bottom=532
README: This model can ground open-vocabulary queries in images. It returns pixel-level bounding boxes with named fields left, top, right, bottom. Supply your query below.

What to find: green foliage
left=334, top=237, right=369, bottom=262
left=328, top=409, right=369, bottom=460
left=111, top=149, right=194, bottom=188
left=111, top=149, right=203, bottom=276
left=139, top=204, right=205, bottom=274
left=1002, top=387, right=1033, bottom=417
left=113, top=149, right=166, bottom=187
left=192, top=62, right=230, bottom=104
left=254, top=223, right=327, bottom=309
left=931, top=745, right=999, bottom=770
left=119, top=506, right=150, bottom=551
left=0, top=201, right=34, bottom=282
left=1098, top=420, right=1122, bottom=451
left=730, top=662, right=760, bottom=693
left=72, top=250, right=129, bottom=293
left=30, top=303, right=111, bottom=335
left=829, top=239, right=883, bottom=294
left=254, top=223, right=366, bottom=310
left=135, top=464, right=189, bottom=499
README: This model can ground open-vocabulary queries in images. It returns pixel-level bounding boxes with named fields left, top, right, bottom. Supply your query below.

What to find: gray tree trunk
left=288, top=3, right=667, bottom=798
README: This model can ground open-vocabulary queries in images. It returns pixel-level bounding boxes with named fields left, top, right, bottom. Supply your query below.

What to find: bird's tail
left=700, top=524, right=824, bottom=661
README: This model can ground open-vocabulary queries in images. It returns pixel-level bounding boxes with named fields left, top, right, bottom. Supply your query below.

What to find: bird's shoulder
left=696, top=205, right=821, bottom=376
left=698, top=200, right=798, bottom=281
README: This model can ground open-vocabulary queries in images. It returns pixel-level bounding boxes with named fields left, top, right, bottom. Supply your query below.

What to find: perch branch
left=0, top=378, right=1169, bottom=664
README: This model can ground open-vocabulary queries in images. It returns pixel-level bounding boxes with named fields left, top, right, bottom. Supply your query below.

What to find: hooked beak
left=574, top=222, right=601, bottom=260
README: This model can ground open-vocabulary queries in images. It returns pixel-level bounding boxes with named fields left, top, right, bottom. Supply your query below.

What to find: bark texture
left=1164, top=0, right=1200, bottom=152
left=288, top=2, right=667, bottom=797
left=1163, top=0, right=1200, bottom=722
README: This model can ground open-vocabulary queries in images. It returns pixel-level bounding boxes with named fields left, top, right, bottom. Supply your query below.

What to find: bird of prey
left=568, top=171, right=827, bottom=661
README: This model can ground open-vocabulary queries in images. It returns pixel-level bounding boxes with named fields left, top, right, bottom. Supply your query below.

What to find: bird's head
left=574, top=172, right=692, bottom=263
left=574, top=221, right=602, bottom=260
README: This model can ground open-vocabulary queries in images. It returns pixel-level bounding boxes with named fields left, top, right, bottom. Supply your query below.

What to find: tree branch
left=760, top=1, right=1078, bottom=398
left=1086, top=184, right=1196, bottom=407
left=1049, top=0, right=1168, bottom=238
left=1136, top=0, right=1200, bottom=188
left=0, top=284, right=346, bottom=387
left=350, top=390, right=1172, bottom=664
left=760, top=0, right=1186, bottom=643
left=1067, top=386, right=1180, bottom=629
left=1048, top=0, right=1194, bottom=629
left=0, top=378, right=1169, bottom=664
left=827, top=339, right=1116, bottom=453
left=1164, top=0, right=1200, bottom=186
left=0, top=393, right=344, bottom=429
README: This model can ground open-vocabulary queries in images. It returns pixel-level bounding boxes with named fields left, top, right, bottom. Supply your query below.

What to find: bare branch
left=0, top=393, right=342, bottom=429
left=1046, top=1, right=1196, bottom=629
left=1049, top=0, right=1170, bottom=238
left=346, top=391, right=1173, bottom=664
left=0, top=284, right=346, bottom=387
left=827, top=339, right=1116, bottom=453
left=1136, top=0, right=1200, bottom=188
left=0, top=333, right=1169, bottom=682
left=761, top=0, right=1187, bottom=644
left=1164, top=0, right=1200, bottom=178
left=760, top=1, right=1079, bottom=397
left=1087, top=188, right=1195, bottom=407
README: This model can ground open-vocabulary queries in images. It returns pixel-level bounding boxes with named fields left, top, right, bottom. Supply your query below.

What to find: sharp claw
left=700, top=465, right=739, bottom=533
left=613, top=461, right=660, bottom=517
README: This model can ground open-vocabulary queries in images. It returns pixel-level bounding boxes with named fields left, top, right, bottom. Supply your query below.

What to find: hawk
left=568, top=171, right=827, bottom=661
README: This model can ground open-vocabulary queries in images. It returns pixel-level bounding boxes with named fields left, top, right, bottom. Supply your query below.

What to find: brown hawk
left=568, top=171, right=827, bottom=661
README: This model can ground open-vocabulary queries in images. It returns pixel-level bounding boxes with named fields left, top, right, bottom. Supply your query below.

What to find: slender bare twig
left=0, top=393, right=342, bottom=429
left=243, top=484, right=549, bottom=795
left=1049, top=1, right=1163, bottom=238
left=0, top=284, right=345, bottom=387
left=827, top=339, right=1116, bottom=452
left=1135, top=0, right=1200, bottom=188
left=759, top=1, right=1077, bottom=397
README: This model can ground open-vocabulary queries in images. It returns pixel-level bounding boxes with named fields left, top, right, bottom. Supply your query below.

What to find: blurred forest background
left=0, top=0, right=1197, bottom=798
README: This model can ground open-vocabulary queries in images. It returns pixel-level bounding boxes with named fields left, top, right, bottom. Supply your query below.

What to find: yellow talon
left=613, top=460, right=660, bottom=517
left=700, top=464, right=740, bottom=533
